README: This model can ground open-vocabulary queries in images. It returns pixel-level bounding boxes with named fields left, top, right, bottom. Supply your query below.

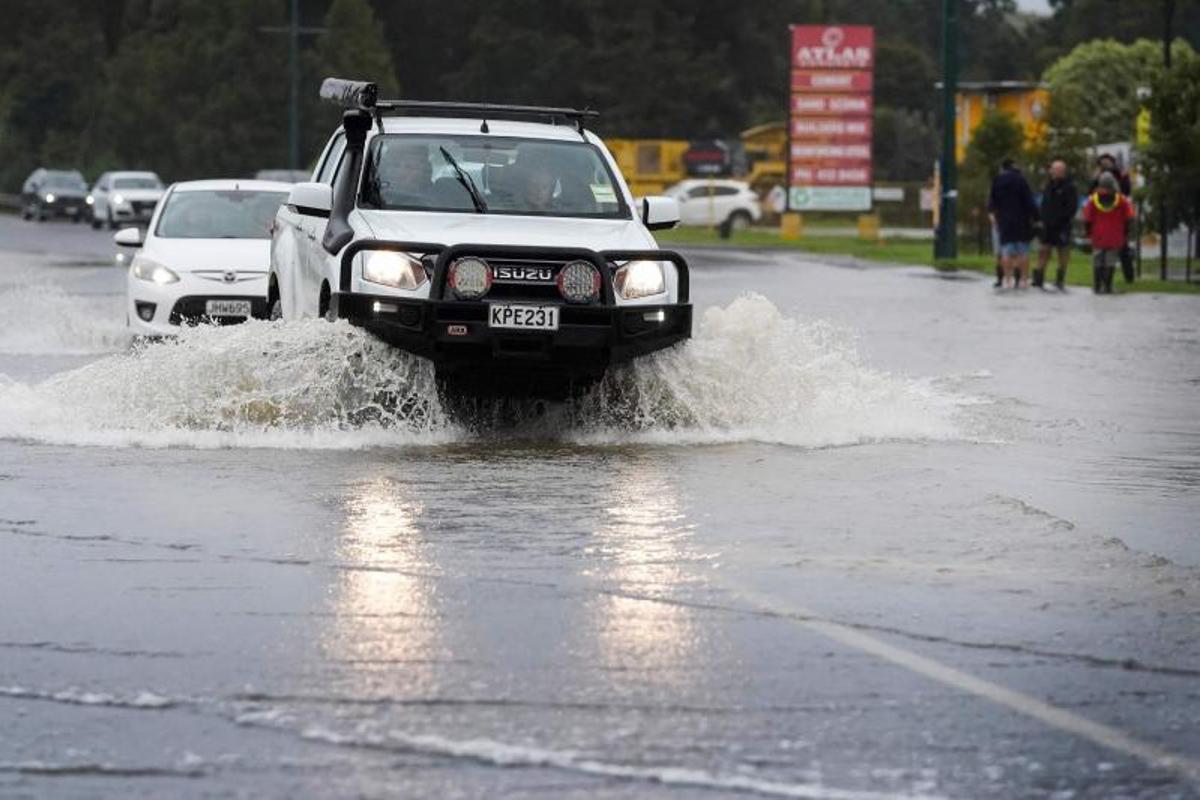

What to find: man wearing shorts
left=1035, top=159, right=1079, bottom=291
left=988, top=158, right=1038, bottom=289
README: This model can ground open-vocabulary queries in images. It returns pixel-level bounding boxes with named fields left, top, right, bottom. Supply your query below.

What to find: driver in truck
left=378, top=142, right=433, bottom=205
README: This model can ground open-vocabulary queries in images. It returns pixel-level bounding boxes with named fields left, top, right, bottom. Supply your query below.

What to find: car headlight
left=44, top=193, right=55, bottom=203
left=361, top=251, right=427, bottom=290
left=132, top=260, right=180, bottom=285
left=613, top=260, right=665, bottom=300
left=113, top=194, right=126, bottom=206
left=86, top=195, right=94, bottom=205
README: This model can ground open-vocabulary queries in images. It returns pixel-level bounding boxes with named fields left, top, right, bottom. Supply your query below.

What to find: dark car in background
left=21, top=168, right=88, bottom=222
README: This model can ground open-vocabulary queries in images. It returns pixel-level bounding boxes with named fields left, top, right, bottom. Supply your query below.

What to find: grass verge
left=655, top=227, right=1200, bottom=295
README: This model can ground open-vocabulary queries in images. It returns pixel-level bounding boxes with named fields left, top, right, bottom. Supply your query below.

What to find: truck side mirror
left=641, top=196, right=680, bottom=231
left=287, top=182, right=333, bottom=218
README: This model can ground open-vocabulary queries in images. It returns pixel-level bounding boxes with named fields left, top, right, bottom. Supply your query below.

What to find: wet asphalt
left=0, top=214, right=1198, bottom=799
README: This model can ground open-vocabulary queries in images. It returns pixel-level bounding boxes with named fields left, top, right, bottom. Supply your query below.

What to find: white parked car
left=118, top=179, right=291, bottom=337
left=664, top=178, right=762, bottom=230
left=90, top=171, right=166, bottom=229
left=269, top=78, right=692, bottom=397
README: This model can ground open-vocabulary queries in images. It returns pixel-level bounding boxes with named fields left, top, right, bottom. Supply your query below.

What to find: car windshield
left=360, top=134, right=629, bottom=219
left=155, top=190, right=287, bottom=239
left=44, top=173, right=86, bottom=190
left=113, top=176, right=161, bottom=190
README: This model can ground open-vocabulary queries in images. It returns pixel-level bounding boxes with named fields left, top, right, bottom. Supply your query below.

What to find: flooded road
left=1, top=216, right=1198, bottom=798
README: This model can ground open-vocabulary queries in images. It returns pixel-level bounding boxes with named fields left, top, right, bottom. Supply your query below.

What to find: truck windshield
left=156, top=190, right=287, bottom=239
left=360, top=134, right=629, bottom=219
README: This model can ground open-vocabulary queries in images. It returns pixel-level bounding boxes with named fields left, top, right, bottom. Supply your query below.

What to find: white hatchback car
left=664, top=179, right=762, bottom=230
left=270, top=78, right=692, bottom=397
left=119, top=179, right=292, bottom=336
left=90, top=171, right=165, bottom=229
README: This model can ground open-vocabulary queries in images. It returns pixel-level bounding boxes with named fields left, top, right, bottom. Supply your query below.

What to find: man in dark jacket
left=988, top=158, right=1038, bottom=289
left=1035, top=159, right=1079, bottom=291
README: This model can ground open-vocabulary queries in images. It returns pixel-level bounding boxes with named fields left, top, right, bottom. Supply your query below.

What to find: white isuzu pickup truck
left=269, top=78, right=692, bottom=398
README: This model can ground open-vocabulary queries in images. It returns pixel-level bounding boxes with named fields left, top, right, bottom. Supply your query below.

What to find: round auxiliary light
left=448, top=257, right=492, bottom=300
left=557, top=260, right=601, bottom=304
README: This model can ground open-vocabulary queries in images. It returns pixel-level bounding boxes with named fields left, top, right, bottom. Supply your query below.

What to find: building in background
left=952, top=81, right=1050, bottom=163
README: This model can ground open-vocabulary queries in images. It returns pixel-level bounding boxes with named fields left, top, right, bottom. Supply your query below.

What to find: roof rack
left=373, top=100, right=599, bottom=135
left=320, top=77, right=598, bottom=136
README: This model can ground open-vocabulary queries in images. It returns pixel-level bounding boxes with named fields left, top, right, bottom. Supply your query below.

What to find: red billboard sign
left=790, top=117, right=873, bottom=140
left=791, top=94, right=873, bottom=116
left=788, top=24, right=874, bottom=211
left=791, top=69, right=873, bottom=93
left=792, top=25, right=875, bottom=70
left=790, top=164, right=873, bottom=186
left=791, top=142, right=873, bottom=161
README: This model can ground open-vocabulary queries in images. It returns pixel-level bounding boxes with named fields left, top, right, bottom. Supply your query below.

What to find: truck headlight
left=613, top=260, right=665, bottom=300
left=132, top=260, right=180, bottom=285
left=44, top=193, right=55, bottom=203
left=362, top=251, right=427, bottom=290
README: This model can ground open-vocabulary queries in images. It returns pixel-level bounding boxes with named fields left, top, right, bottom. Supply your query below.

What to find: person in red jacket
left=1083, top=173, right=1135, bottom=294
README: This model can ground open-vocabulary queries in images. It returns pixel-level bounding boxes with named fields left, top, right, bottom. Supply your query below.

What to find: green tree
left=89, top=0, right=289, bottom=181
left=1042, top=37, right=1197, bottom=145
left=875, top=42, right=937, bottom=116
left=1040, top=0, right=1200, bottom=65
left=960, top=108, right=1027, bottom=226
left=0, top=0, right=107, bottom=190
left=873, top=107, right=938, bottom=181
left=303, top=0, right=400, bottom=160
left=1024, top=85, right=1092, bottom=190
left=1144, top=57, right=1200, bottom=236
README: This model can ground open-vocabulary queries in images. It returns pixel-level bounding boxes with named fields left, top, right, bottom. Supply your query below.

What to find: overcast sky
left=1015, top=0, right=1053, bottom=14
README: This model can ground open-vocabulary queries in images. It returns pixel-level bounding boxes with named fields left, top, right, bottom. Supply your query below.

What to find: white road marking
left=724, top=581, right=1200, bottom=784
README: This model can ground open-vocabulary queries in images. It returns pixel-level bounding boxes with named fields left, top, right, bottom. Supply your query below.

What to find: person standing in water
left=988, top=158, right=1038, bottom=289
left=1034, top=159, right=1079, bottom=291
left=1083, top=172, right=1135, bottom=294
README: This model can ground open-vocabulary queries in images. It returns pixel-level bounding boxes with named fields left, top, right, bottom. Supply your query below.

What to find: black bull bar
left=328, top=241, right=693, bottom=384
left=336, top=240, right=690, bottom=303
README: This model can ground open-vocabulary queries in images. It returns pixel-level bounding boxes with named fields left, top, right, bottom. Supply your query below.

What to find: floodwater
left=1, top=219, right=1198, bottom=799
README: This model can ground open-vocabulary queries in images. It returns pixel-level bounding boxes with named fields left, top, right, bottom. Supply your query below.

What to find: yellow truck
left=603, top=138, right=690, bottom=197
left=607, top=127, right=789, bottom=198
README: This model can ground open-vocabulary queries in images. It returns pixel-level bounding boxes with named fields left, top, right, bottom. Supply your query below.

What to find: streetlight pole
left=261, top=0, right=324, bottom=171
left=1160, top=0, right=1175, bottom=280
left=935, top=0, right=959, bottom=261
left=289, top=0, right=300, bottom=172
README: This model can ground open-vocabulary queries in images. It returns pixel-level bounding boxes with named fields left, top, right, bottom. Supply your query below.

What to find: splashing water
left=0, top=283, right=128, bottom=355
left=0, top=294, right=975, bottom=450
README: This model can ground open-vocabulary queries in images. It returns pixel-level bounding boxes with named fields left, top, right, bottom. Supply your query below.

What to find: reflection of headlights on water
left=43, top=193, right=56, bottom=203
left=132, top=260, right=180, bottom=285
left=613, top=260, right=665, bottom=300
left=361, top=251, right=427, bottom=290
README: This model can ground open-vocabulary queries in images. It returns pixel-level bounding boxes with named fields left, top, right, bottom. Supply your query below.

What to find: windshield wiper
left=439, top=146, right=487, bottom=213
